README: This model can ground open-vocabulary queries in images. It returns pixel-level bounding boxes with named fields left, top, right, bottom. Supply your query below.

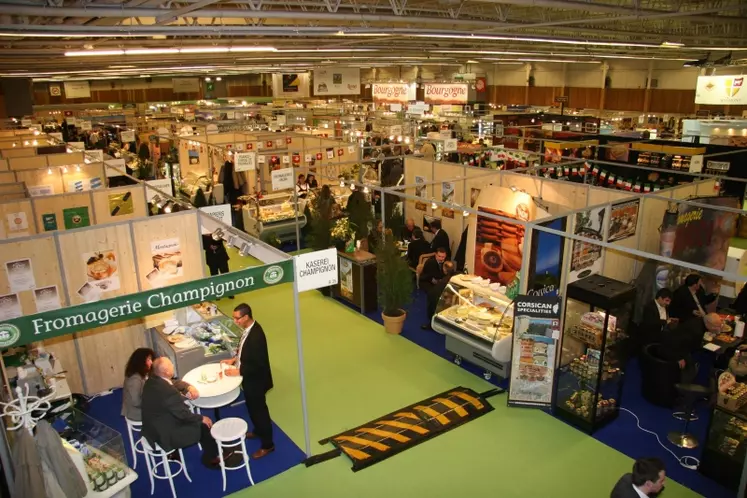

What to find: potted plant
left=331, top=218, right=356, bottom=252
left=376, top=229, right=413, bottom=334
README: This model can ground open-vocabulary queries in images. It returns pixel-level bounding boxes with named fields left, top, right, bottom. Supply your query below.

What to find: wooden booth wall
left=0, top=198, right=35, bottom=239
left=0, top=211, right=206, bottom=394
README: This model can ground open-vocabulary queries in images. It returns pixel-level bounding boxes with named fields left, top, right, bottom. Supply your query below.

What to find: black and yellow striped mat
left=309, top=386, right=500, bottom=471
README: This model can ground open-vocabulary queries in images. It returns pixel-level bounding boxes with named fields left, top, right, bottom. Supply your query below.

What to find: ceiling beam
left=155, top=0, right=224, bottom=24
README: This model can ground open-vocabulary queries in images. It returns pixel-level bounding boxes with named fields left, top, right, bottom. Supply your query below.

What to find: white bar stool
left=124, top=418, right=145, bottom=469
left=210, top=417, right=255, bottom=492
left=141, top=437, right=192, bottom=498
left=185, top=400, right=202, bottom=450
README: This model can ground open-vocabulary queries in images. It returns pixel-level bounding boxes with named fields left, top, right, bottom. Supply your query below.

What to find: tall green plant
left=376, top=230, right=413, bottom=317
left=346, top=190, right=373, bottom=240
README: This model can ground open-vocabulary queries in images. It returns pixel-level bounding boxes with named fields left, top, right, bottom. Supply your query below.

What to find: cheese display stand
left=150, top=301, right=242, bottom=378
left=553, top=275, right=635, bottom=434
left=332, top=249, right=377, bottom=314
left=431, top=274, right=514, bottom=380
left=241, top=192, right=307, bottom=242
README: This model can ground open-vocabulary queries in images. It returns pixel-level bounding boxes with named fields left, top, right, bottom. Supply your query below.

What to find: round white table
left=182, top=363, right=242, bottom=420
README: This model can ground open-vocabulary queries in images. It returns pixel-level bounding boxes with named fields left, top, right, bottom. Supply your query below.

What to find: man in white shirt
left=610, top=457, right=666, bottom=498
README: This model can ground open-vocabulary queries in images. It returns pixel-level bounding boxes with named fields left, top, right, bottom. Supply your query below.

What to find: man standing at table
left=222, top=303, right=275, bottom=458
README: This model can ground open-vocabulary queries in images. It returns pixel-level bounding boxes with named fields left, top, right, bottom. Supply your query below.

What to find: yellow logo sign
left=726, top=77, right=743, bottom=98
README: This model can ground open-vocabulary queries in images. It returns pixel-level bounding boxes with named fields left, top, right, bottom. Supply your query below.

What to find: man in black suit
left=406, top=228, right=430, bottom=269
left=610, top=457, right=666, bottom=498
left=659, top=313, right=723, bottom=384
left=223, top=303, right=275, bottom=459
left=428, top=219, right=451, bottom=259
left=640, top=288, right=674, bottom=346
left=419, top=247, right=447, bottom=294
left=401, top=217, right=420, bottom=242
left=670, top=273, right=716, bottom=321
left=423, top=261, right=455, bottom=330
left=141, top=358, right=225, bottom=468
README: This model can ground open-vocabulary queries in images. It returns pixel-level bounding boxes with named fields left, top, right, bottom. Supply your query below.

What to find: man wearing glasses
left=221, top=303, right=275, bottom=458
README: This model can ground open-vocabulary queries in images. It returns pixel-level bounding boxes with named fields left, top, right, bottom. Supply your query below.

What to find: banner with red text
left=424, top=83, right=469, bottom=104
left=372, top=83, right=415, bottom=104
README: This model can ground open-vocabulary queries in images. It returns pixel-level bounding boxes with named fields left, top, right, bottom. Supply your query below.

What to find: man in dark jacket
left=141, top=358, right=224, bottom=468
left=429, top=219, right=451, bottom=259
left=670, top=274, right=716, bottom=321
left=423, top=261, right=455, bottom=330
left=406, top=228, right=430, bottom=269
left=419, top=247, right=447, bottom=294
left=223, top=303, right=275, bottom=458
left=610, top=457, right=666, bottom=498
left=202, top=233, right=233, bottom=298
left=639, top=288, right=673, bottom=347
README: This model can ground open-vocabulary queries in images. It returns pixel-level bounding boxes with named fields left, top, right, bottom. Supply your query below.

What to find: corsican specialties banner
left=424, top=83, right=469, bottom=104
left=0, top=261, right=293, bottom=349
left=695, top=75, right=745, bottom=106
left=508, top=295, right=562, bottom=408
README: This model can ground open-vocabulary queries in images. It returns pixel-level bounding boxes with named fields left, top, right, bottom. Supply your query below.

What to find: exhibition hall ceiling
left=0, top=0, right=745, bottom=80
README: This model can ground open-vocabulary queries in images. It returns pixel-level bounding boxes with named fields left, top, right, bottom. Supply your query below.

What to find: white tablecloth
left=182, top=363, right=242, bottom=410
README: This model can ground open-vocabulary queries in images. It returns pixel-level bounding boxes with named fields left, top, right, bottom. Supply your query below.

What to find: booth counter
left=431, top=274, right=514, bottom=380
left=150, top=301, right=242, bottom=378
left=333, top=250, right=377, bottom=314
left=241, top=192, right=307, bottom=242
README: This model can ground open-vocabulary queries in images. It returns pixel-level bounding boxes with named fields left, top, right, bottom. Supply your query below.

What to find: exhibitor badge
left=263, top=265, right=285, bottom=285
left=0, top=324, right=21, bottom=348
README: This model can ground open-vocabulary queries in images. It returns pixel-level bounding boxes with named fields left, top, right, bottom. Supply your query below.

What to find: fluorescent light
left=227, top=46, right=277, bottom=52
left=411, top=33, right=661, bottom=48
left=661, top=41, right=685, bottom=48
left=65, top=50, right=125, bottom=56
left=181, top=47, right=229, bottom=54
left=125, top=48, right=179, bottom=55
left=335, top=32, right=391, bottom=36
left=108, top=65, right=136, bottom=69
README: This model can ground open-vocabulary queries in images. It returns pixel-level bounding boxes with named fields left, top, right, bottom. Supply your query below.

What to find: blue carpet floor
left=352, top=289, right=734, bottom=498
left=84, top=389, right=305, bottom=497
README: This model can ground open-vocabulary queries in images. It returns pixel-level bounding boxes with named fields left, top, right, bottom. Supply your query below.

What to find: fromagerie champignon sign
left=372, top=83, right=410, bottom=104
left=424, top=83, right=469, bottom=104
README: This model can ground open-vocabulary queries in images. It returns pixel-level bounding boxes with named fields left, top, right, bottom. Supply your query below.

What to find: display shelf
left=552, top=275, right=635, bottom=434
left=241, top=192, right=307, bottom=241
left=700, top=404, right=747, bottom=491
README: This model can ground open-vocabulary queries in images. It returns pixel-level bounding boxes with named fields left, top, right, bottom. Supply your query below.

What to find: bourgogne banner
left=372, top=83, right=414, bottom=104
left=0, top=261, right=293, bottom=349
left=424, top=83, right=469, bottom=104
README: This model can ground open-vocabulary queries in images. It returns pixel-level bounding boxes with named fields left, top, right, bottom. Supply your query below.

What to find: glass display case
left=241, top=192, right=307, bottom=241
left=553, top=275, right=635, bottom=433
left=431, top=274, right=514, bottom=380
left=700, top=404, right=747, bottom=491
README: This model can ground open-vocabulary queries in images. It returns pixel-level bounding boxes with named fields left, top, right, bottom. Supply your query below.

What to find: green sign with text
left=0, top=260, right=293, bottom=348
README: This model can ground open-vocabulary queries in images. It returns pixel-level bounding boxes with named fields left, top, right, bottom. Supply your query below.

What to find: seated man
left=419, top=247, right=447, bottom=294
left=141, top=358, right=229, bottom=468
left=401, top=217, right=420, bottom=242
left=423, top=261, right=456, bottom=330
left=640, top=288, right=674, bottom=347
left=670, top=273, right=717, bottom=321
left=406, top=228, right=430, bottom=269
left=659, top=313, right=723, bottom=384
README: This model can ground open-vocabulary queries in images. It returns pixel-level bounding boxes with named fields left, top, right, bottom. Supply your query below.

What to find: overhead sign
left=145, top=178, right=173, bottom=202
left=234, top=152, right=256, bottom=172
left=120, top=130, right=136, bottom=143
left=508, top=295, right=562, bottom=409
left=695, top=75, right=746, bottom=105
left=271, top=167, right=294, bottom=191
left=104, top=158, right=126, bottom=178
left=294, top=248, right=339, bottom=292
left=313, top=67, right=360, bottom=96
left=0, top=261, right=293, bottom=348
left=199, top=204, right=233, bottom=227
left=79, top=120, right=92, bottom=131
left=372, top=83, right=413, bottom=104
left=554, top=96, right=569, bottom=103
left=172, top=78, right=200, bottom=93
left=63, top=81, right=91, bottom=99
left=444, top=138, right=458, bottom=152
left=85, top=149, right=103, bottom=163
left=424, top=83, right=469, bottom=104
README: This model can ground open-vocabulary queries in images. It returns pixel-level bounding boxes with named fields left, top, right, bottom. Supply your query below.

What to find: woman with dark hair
left=306, top=174, right=319, bottom=189
left=121, top=348, right=197, bottom=421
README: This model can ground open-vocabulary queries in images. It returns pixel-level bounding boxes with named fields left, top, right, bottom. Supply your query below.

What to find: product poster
left=6, top=212, right=28, bottom=233
left=474, top=201, right=530, bottom=286
left=508, top=295, right=561, bottom=408
left=188, top=150, right=200, bottom=165
left=42, top=213, right=58, bottom=232
left=108, top=191, right=134, bottom=217
left=606, top=143, right=630, bottom=162
left=63, top=206, right=91, bottom=230
left=441, top=181, right=455, bottom=204
left=415, top=201, right=427, bottom=212
left=150, top=238, right=183, bottom=285
left=5, top=258, right=35, bottom=292
left=76, top=282, right=101, bottom=302
left=0, top=293, right=22, bottom=321
left=569, top=206, right=607, bottom=283
left=608, top=199, right=640, bottom=242
left=339, top=258, right=354, bottom=299
left=326, top=148, right=334, bottom=160
left=470, top=188, right=481, bottom=208
left=33, top=285, right=61, bottom=313
left=442, top=208, right=455, bottom=219
left=28, top=185, right=54, bottom=197
left=414, top=176, right=427, bottom=198
left=84, top=249, right=120, bottom=292
left=527, top=218, right=567, bottom=297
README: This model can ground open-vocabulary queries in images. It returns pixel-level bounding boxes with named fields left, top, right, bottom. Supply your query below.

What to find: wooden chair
left=415, top=252, right=435, bottom=289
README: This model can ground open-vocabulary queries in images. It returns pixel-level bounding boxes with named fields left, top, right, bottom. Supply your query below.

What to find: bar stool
left=210, top=417, right=255, bottom=492
left=142, top=438, right=191, bottom=498
left=124, top=418, right=145, bottom=469
left=668, top=383, right=712, bottom=449
left=185, top=400, right=202, bottom=450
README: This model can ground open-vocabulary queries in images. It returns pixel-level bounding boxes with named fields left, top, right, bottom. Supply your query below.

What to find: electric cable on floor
left=619, top=407, right=700, bottom=470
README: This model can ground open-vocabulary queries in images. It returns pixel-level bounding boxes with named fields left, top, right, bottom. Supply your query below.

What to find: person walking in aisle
left=222, top=303, right=275, bottom=458
left=610, top=457, right=666, bottom=498
left=202, top=233, right=234, bottom=298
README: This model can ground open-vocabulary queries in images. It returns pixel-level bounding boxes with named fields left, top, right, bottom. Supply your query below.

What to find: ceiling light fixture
left=661, top=41, right=685, bottom=48
left=65, top=46, right=277, bottom=57
left=412, top=33, right=661, bottom=48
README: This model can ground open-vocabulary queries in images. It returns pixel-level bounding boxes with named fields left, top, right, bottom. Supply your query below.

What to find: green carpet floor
left=209, top=274, right=702, bottom=498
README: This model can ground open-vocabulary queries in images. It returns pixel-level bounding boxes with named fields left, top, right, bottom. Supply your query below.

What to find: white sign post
left=145, top=179, right=174, bottom=202
left=293, top=248, right=339, bottom=293
left=199, top=204, right=233, bottom=227
left=104, top=158, right=126, bottom=178
left=234, top=152, right=256, bottom=172
left=120, top=130, right=136, bottom=143
left=271, top=168, right=294, bottom=191
left=444, top=138, right=458, bottom=152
